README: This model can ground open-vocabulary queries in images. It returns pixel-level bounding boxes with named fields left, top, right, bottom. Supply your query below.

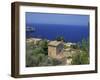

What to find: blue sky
left=26, top=12, right=89, bottom=26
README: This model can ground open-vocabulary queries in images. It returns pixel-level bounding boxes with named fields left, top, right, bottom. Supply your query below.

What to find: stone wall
left=48, top=46, right=57, bottom=58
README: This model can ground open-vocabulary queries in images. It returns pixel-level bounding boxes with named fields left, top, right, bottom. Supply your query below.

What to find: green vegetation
left=38, top=39, right=48, bottom=55
left=81, top=39, right=89, bottom=54
left=71, top=44, right=78, bottom=49
left=26, top=39, right=63, bottom=67
left=26, top=37, right=89, bottom=67
left=56, top=36, right=64, bottom=41
left=71, top=39, right=89, bottom=65
left=71, top=51, right=89, bottom=65
left=64, top=44, right=69, bottom=49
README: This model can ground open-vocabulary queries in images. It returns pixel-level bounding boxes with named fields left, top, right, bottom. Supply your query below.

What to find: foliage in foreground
left=71, top=39, right=89, bottom=65
left=26, top=39, right=63, bottom=67
left=71, top=51, right=89, bottom=65
left=26, top=38, right=89, bottom=66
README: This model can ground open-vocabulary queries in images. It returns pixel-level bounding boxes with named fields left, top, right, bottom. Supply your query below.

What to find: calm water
left=26, top=24, right=89, bottom=43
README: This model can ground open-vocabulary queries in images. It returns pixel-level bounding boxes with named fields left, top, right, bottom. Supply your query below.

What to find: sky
left=26, top=12, right=89, bottom=26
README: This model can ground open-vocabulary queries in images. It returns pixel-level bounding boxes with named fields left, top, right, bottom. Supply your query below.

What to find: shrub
left=71, top=45, right=77, bottom=49
left=81, top=39, right=89, bottom=53
left=71, top=51, right=89, bottom=65
left=64, top=45, right=69, bottom=49
left=26, top=38, right=64, bottom=67
left=56, top=36, right=64, bottom=41
left=38, top=39, right=48, bottom=55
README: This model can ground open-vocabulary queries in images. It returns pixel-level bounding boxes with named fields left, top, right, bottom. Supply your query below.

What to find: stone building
left=26, top=38, right=41, bottom=45
left=48, top=41, right=64, bottom=59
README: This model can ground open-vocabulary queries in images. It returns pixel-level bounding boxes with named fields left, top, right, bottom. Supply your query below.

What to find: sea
left=26, top=24, right=89, bottom=43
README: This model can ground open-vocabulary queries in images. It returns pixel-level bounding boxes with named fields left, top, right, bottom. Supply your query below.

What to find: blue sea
left=26, top=24, right=89, bottom=43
